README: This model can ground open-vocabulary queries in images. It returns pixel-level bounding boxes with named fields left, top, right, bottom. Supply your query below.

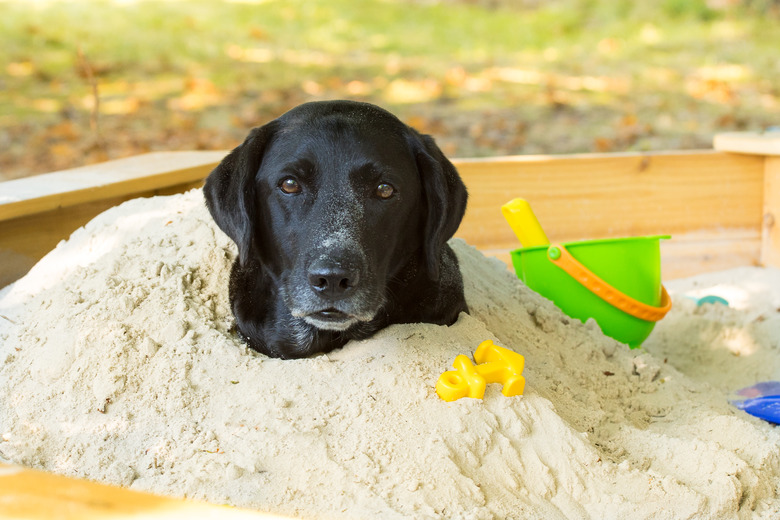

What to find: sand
left=1, top=189, right=780, bottom=519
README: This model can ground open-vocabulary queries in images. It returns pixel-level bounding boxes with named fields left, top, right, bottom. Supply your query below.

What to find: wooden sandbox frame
left=0, top=131, right=779, bottom=518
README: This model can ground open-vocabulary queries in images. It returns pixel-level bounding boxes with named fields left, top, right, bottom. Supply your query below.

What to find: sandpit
left=1, top=189, right=780, bottom=519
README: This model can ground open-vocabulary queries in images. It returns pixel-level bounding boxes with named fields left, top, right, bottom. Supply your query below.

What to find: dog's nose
left=308, top=259, right=360, bottom=299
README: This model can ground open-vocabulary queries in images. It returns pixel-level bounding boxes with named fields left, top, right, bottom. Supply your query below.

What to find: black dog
left=204, top=100, right=468, bottom=359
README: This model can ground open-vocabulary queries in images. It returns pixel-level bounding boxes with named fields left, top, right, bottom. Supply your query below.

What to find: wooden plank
left=712, top=132, right=780, bottom=267
left=0, top=463, right=279, bottom=519
left=660, top=229, right=761, bottom=279
left=762, top=157, right=780, bottom=268
left=453, top=150, right=765, bottom=253
left=0, top=151, right=225, bottom=221
left=714, top=131, right=780, bottom=156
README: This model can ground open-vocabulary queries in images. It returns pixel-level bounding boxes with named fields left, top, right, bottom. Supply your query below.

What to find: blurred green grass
left=1, top=0, right=779, bottom=179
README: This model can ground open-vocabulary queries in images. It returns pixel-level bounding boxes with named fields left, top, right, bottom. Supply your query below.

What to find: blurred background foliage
left=1, top=0, right=779, bottom=180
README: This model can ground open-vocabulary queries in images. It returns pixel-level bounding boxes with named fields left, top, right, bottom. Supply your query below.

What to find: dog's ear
left=414, top=132, right=468, bottom=281
left=204, top=122, right=277, bottom=265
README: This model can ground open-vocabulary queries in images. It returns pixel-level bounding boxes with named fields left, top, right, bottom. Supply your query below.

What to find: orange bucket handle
left=547, top=243, right=671, bottom=322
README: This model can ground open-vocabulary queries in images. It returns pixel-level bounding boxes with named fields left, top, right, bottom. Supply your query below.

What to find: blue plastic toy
left=732, top=381, right=780, bottom=424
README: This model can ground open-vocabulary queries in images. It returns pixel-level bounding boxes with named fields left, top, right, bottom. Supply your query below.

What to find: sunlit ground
left=2, top=0, right=780, bottom=179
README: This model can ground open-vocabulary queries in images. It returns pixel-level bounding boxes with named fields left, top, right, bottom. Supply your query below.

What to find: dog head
left=204, top=101, right=467, bottom=351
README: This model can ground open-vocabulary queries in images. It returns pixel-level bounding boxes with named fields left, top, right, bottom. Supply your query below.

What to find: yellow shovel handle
left=547, top=244, right=672, bottom=322
left=501, top=198, right=549, bottom=247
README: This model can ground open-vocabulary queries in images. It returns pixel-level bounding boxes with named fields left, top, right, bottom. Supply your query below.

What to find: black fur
left=204, top=100, right=468, bottom=358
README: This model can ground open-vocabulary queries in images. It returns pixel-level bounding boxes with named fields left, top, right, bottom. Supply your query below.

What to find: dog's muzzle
left=288, top=251, right=379, bottom=331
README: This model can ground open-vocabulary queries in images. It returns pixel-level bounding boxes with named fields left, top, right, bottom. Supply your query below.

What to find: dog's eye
left=279, top=177, right=302, bottom=195
left=376, top=183, right=395, bottom=199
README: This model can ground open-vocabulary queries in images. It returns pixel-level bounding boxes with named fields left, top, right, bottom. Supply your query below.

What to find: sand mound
left=2, top=189, right=779, bottom=519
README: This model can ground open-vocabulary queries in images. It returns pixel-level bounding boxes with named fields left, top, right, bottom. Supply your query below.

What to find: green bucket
left=510, top=235, right=671, bottom=348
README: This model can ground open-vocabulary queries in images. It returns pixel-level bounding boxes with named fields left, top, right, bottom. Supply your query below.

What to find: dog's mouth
left=313, top=308, right=350, bottom=321
left=302, top=307, right=360, bottom=331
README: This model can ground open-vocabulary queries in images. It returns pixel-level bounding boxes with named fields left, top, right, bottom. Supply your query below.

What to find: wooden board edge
left=0, top=462, right=288, bottom=520
left=0, top=151, right=226, bottom=221
left=453, top=148, right=724, bottom=164
left=761, top=156, right=780, bottom=267
left=714, top=131, right=780, bottom=156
